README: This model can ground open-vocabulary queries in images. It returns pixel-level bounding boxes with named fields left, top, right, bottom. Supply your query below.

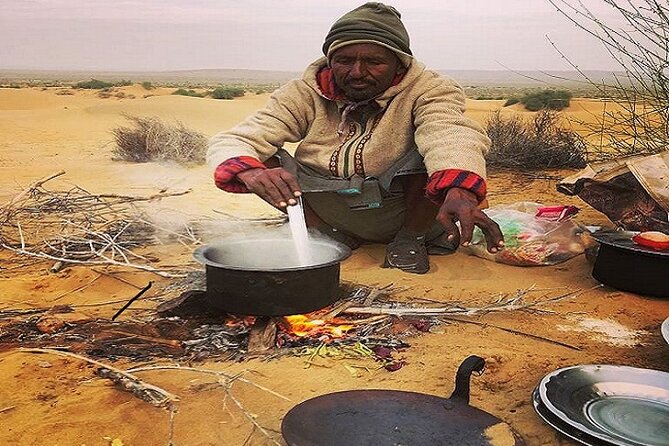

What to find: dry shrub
left=111, top=115, right=208, bottom=164
left=485, top=110, right=587, bottom=170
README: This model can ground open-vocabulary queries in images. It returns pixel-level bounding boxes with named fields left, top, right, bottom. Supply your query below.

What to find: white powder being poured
left=286, top=197, right=313, bottom=266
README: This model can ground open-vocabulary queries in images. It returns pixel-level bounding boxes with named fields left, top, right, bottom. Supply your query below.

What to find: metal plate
left=281, top=390, right=524, bottom=446
left=589, top=230, right=669, bottom=258
left=532, top=388, right=610, bottom=446
left=663, top=317, right=669, bottom=345
left=539, top=365, right=669, bottom=446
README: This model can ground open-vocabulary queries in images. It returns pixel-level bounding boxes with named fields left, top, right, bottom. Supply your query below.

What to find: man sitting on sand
left=208, top=2, right=503, bottom=274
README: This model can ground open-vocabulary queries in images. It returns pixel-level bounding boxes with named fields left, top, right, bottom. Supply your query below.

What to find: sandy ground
left=0, top=86, right=667, bottom=446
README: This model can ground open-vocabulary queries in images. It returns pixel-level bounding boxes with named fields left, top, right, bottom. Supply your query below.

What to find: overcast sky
left=1, top=0, right=624, bottom=72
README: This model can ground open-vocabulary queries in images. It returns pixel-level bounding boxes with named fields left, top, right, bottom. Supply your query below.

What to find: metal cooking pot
left=590, top=230, right=669, bottom=298
left=193, top=237, right=351, bottom=316
left=281, top=356, right=525, bottom=446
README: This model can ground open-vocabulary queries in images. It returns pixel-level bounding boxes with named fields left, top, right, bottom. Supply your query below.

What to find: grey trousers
left=277, top=149, right=450, bottom=245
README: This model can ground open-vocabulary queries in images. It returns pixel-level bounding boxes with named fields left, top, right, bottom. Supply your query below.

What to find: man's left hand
left=436, top=187, right=504, bottom=253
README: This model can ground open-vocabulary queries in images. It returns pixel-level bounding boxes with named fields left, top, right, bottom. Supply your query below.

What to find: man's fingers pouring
left=239, top=167, right=301, bottom=207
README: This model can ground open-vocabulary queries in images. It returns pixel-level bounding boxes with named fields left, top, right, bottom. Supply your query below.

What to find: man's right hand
left=236, top=167, right=302, bottom=208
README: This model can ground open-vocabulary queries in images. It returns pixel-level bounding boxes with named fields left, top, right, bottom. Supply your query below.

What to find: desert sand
left=0, top=86, right=667, bottom=446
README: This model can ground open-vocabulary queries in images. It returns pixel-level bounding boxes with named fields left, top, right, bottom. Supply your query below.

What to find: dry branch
left=126, top=364, right=289, bottom=446
left=0, top=172, right=197, bottom=275
left=19, top=348, right=179, bottom=409
left=342, top=286, right=601, bottom=317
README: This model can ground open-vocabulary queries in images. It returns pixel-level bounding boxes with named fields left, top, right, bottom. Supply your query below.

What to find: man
left=208, top=2, right=503, bottom=274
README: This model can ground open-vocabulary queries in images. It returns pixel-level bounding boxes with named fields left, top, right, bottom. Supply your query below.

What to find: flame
left=283, top=314, right=354, bottom=339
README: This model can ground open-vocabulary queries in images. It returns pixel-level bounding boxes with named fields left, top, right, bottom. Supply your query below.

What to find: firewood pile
left=0, top=171, right=197, bottom=277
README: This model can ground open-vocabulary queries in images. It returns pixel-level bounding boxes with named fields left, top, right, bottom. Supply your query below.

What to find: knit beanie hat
left=323, top=2, right=413, bottom=66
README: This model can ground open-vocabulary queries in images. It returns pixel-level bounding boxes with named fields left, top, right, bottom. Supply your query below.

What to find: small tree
left=520, top=90, right=572, bottom=111
left=74, top=79, right=114, bottom=89
left=547, top=0, right=669, bottom=160
left=172, top=88, right=204, bottom=98
left=504, top=97, right=520, bottom=107
left=211, top=86, right=245, bottom=99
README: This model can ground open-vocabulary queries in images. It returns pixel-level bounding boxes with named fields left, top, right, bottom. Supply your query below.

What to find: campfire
left=0, top=284, right=413, bottom=366
left=282, top=315, right=355, bottom=339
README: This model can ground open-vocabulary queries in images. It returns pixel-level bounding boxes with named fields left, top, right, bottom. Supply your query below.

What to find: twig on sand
left=51, top=273, right=103, bottom=302
left=19, top=348, right=179, bottom=409
left=0, top=244, right=184, bottom=278
left=126, top=365, right=291, bottom=402
left=127, top=365, right=289, bottom=446
left=0, top=406, right=16, bottom=414
left=441, top=316, right=581, bottom=350
left=111, top=281, right=153, bottom=321
left=90, top=268, right=145, bottom=289
left=224, top=382, right=283, bottom=446
left=342, top=286, right=602, bottom=317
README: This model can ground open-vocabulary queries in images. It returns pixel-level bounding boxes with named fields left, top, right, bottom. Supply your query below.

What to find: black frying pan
left=281, top=356, right=525, bottom=446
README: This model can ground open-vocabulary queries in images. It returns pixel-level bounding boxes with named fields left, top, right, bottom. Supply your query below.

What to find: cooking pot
left=193, top=237, right=351, bottom=316
left=281, top=356, right=525, bottom=446
left=589, top=230, right=669, bottom=298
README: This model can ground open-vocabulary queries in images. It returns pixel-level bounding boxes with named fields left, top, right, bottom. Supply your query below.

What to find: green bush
left=116, top=79, right=132, bottom=87
left=74, top=79, right=114, bottom=89
left=520, top=90, right=572, bottom=111
left=141, top=81, right=154, bottom=90
left=172, top=88, right=204, bottom=98
left=210, top=86, right=245, bottom=100
left=503, top=97, right=520, bottom=107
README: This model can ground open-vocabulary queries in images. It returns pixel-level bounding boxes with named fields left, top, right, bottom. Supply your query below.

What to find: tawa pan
left=281, top=356, right=525, bottom=446
left=532, top=388, right=609, bottom=446
left=662, top=317, right=669, bottom=345
left=539, top=364, right=669, bottom=446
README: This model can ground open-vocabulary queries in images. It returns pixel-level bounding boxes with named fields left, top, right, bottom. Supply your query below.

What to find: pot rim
left=590, top=230, right=669, bottom=257
left=193, top=238, right=352, bottom=272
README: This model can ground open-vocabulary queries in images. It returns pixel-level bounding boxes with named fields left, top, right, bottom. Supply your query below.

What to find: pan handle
left=448, top=355, right=485, bottom=405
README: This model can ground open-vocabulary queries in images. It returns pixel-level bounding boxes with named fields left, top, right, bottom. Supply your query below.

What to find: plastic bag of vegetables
left=467, top=202, right=590, bottom=266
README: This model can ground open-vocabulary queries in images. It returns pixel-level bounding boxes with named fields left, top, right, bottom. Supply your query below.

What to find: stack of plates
left=533, top=365, right=669, bottom=446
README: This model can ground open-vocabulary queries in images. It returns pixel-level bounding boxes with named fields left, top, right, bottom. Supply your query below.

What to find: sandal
left=383, top=230, right=430, bottom=274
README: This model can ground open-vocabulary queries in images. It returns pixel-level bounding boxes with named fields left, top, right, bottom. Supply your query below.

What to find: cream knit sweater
left=207, top=57, right=490, bottom=180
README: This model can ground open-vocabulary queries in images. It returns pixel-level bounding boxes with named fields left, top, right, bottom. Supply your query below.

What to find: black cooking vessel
left=590, top=230, right=669, bottom=298
left=193, top=237, right=351, bottom=316
left=281, top=356, right=525, bottom=446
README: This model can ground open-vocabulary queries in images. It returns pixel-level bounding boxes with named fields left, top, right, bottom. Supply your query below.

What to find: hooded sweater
left=208, top=57, right=491, bottom=203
